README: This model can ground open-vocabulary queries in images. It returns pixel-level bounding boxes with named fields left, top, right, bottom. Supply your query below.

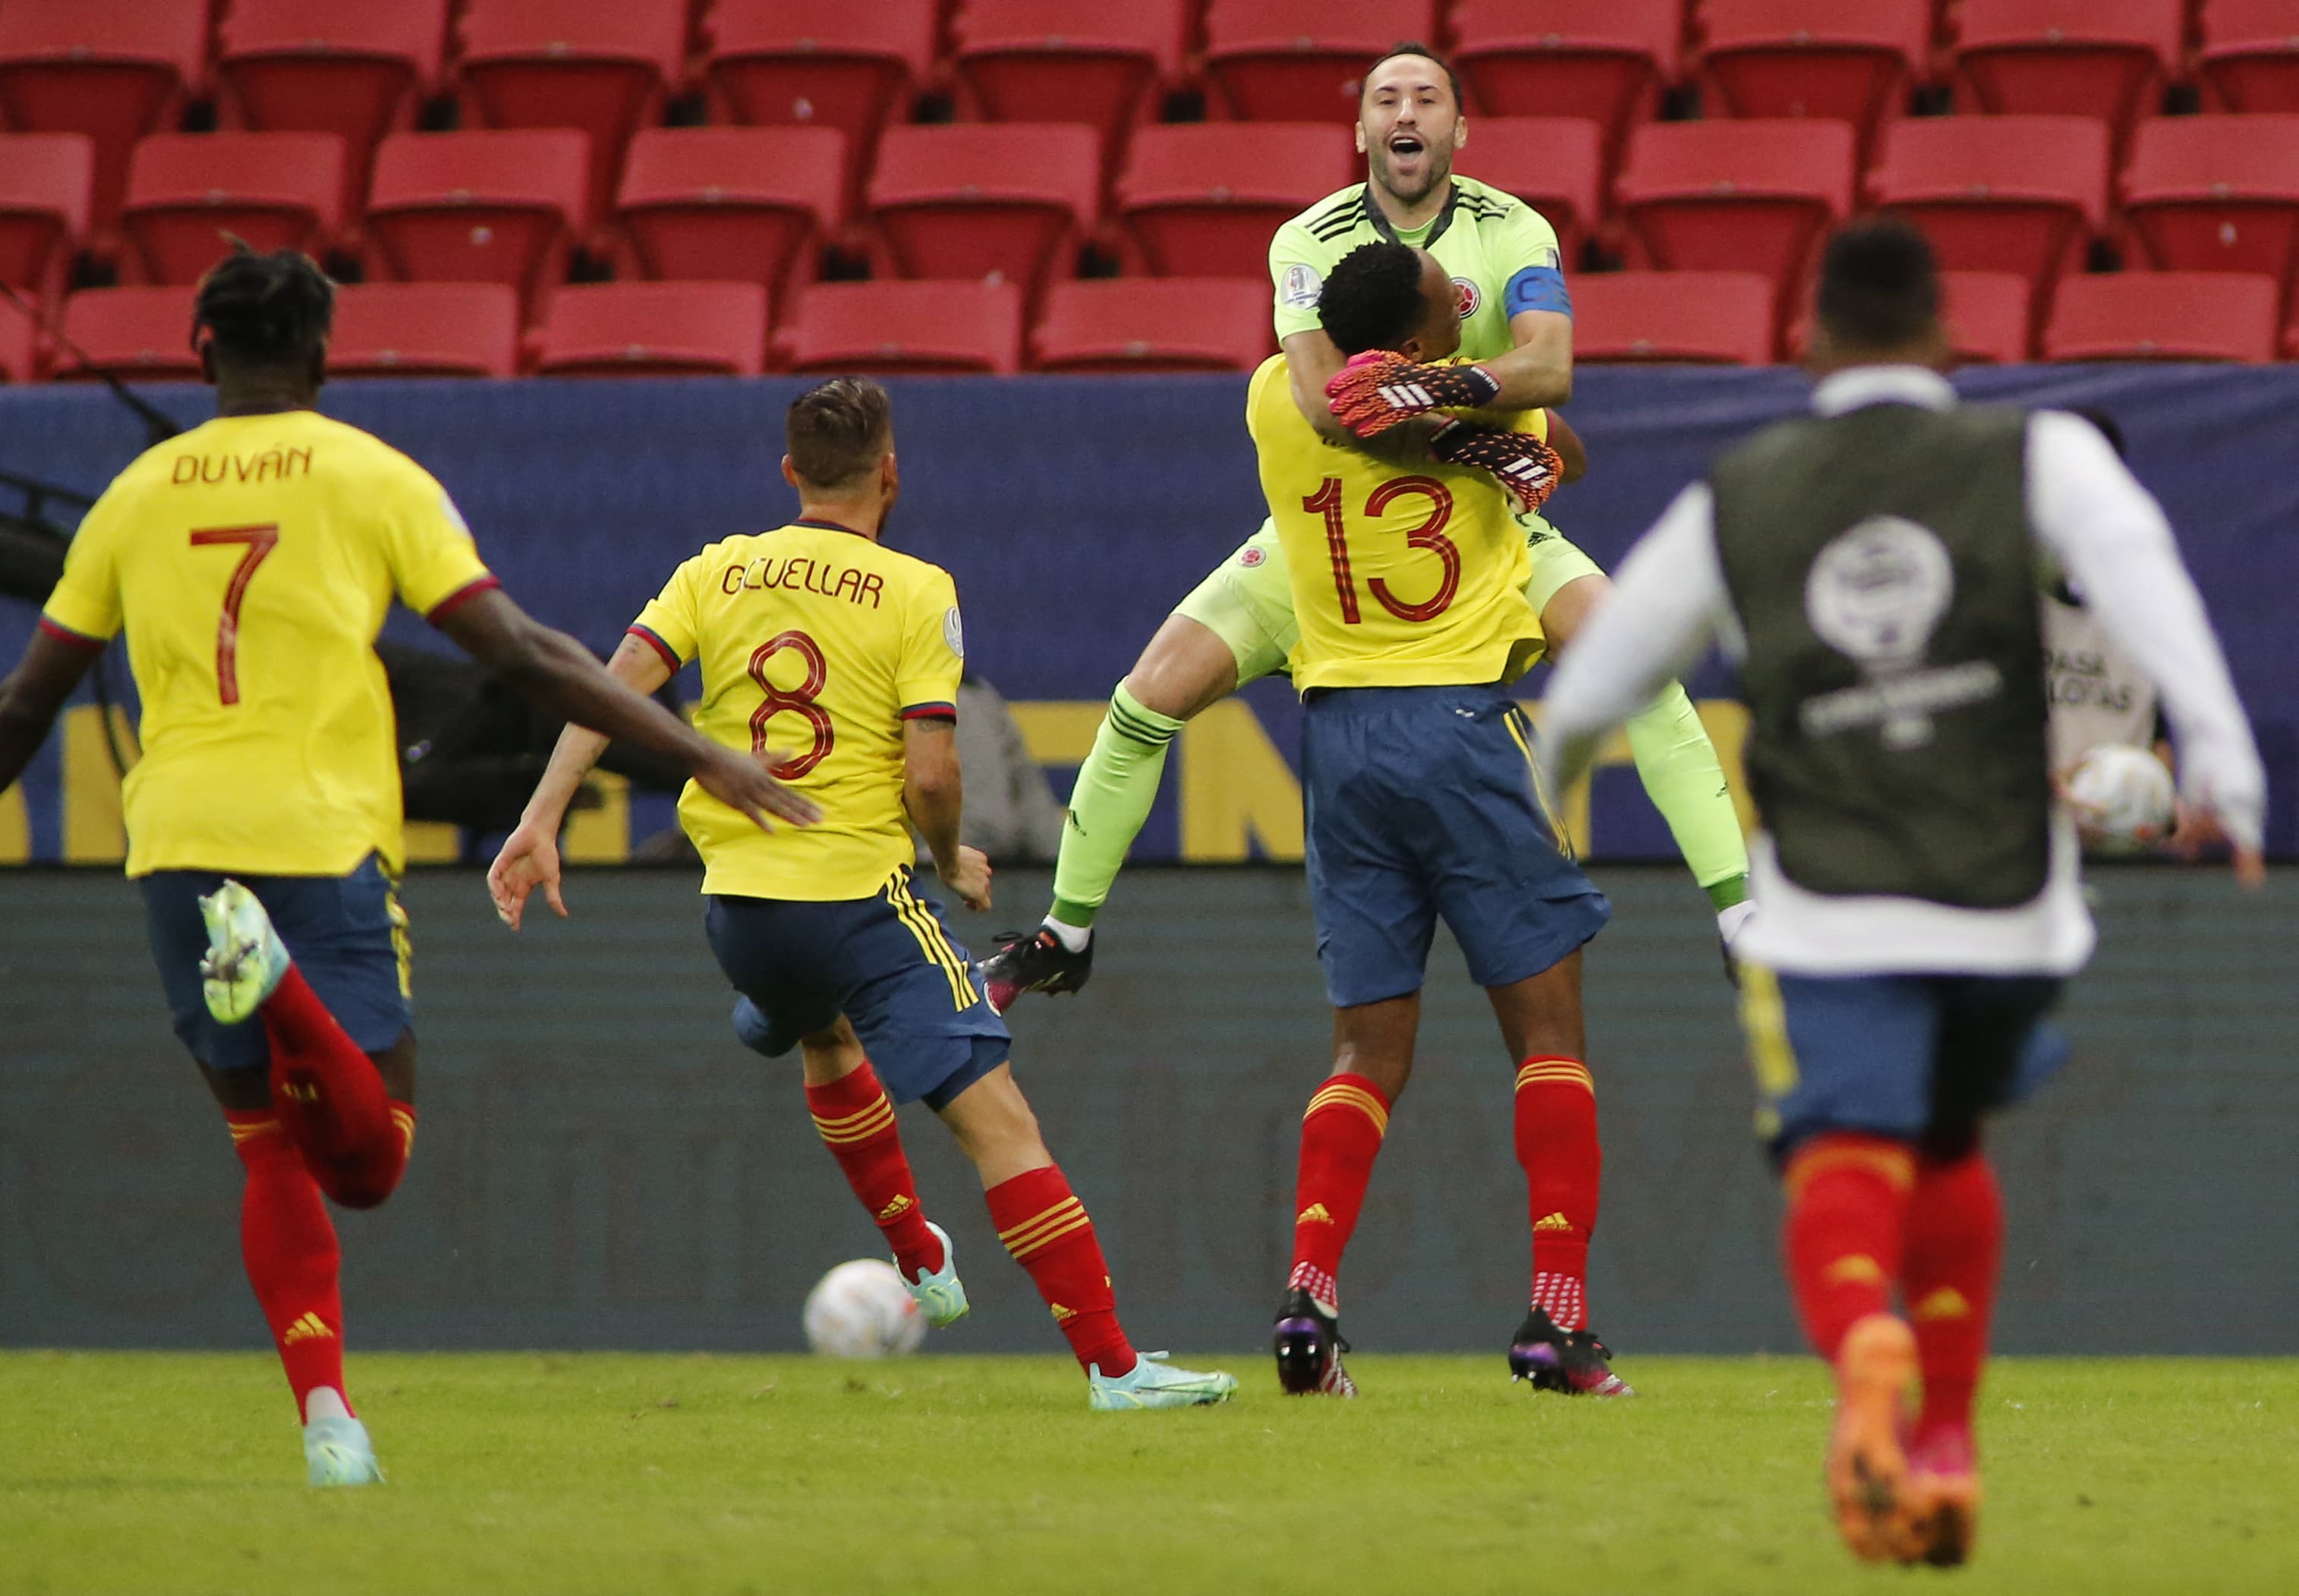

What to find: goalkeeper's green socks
left=1044, top=683, right=1186, bottom=940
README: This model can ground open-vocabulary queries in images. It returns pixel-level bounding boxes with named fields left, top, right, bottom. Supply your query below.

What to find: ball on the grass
left=2064, top=742, right=2175, bottom=853
left=802, top=1259, right=924, bottom=1358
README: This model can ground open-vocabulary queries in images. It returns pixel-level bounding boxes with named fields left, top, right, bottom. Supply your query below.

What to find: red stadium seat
left=703, top=0, right=937, bottom=217
left=457, top=0, right=688, bottom=243
left=0, top=303, right=35, bottom=382
left=1938, top=269, right=2037, bottom=362
left=1570, top=271, right=1778, bottom=363
left=1453, top=0, right=1681, bottom=187
left=2200, top=0, right=2299, bottom=112
left=0, top=133, right=94, bottom=308
left=1951, top=0, right=2184, bottom=156
left=216, top=0, right=450, bottom=219
left=1117, top=123, right=1357, bottom=277
left=783, top=279, right=1024, bottom=374
left=1871, top=115, right=2109, bottom=306
left=1696, top=0, right=1932, bottom=160
left=1617, top=119, right=1857, bottom=312
left=119, top=134, right=348, bottom=286
left=531, top=282, right=772, bottom=376
left=328, top=284, right=522, bottom=378
left=1031, top=277, right=1274, bottom=371
left=0, top=0, right=208, bottom=233
left=2122, top=115, right=2299, bottom=303
left=615, top=127, right=846, bottom=297
left=54, top=285, right=200, bottom=380
left=1451, top=118, right=1604, bottom=268
left=1202, top=0, right=1440, bottom=122
left=2043, top=269, right=2280, bottom=359
left=365, top=131, right=591, bottom=320
left=953, top=0, right=1188, bottom=180
left=868, top=124, right=1101, bottom=304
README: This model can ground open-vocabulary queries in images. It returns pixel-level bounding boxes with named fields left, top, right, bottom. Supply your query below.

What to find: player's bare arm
left=903, top=716, right=991, bottom=912
left=1544, top=408, right=1588, bottom=485
left=0, top=627, right=99, bottom=793
left=440, top=587, right=818, bottom=839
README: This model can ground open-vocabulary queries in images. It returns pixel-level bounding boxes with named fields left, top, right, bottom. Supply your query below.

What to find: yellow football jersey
left=1245, top=356, right=1546, bottom=692
left=40, top=410, right=493, bottom=877
left=630, top=519, right=965, bottom=902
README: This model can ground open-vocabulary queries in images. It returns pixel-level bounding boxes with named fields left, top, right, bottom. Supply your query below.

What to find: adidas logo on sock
left=1534, top=1211, right=1574, bottom=1232
left=1049, top=1303, right=1076, bottom=1324
left=1825, top=1254, right=1885, bottom=1285
left=282, top=1311, right=335, bottom=1347
left=1913, top=1287, right=1971, bottom=1321
left=1297, top=1203, right=1333, bottom=1226
left=877, top=1195, right=914, bottom=1222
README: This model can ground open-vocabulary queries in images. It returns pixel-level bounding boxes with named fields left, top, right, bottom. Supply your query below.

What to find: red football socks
left=228, top=1110, right=351, bottom=1422
left=985, top=1165, right=1134, bottom=1377
left=806, top=1060, right=945, bottom=1281
left=259, top=965, right=398, bottom=1207
left=1515, top=1057, right=1601, bottom=1331
left=1903, top=1147, right=2004, bottom=1446
left=1287, top=1074, right=1391, bottom=1311
left=1781, top=1134, right=1917, bottom=1361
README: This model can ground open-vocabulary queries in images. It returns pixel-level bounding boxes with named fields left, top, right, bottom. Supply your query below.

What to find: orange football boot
left=1826, top=1314, right=1925, bottom=1562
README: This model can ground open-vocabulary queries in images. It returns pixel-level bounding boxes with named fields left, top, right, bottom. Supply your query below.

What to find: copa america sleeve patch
left=1504, top=265, right=1572, bottom=318
left=943, top=606, right=965, bottom=659
left=440, top=489, right=472, bottom=537
left=1278, top=263, right=1322, bottom=308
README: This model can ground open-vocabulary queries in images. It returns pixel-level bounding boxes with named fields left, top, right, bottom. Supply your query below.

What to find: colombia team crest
left=1453, top=277, right=1481, bottom=319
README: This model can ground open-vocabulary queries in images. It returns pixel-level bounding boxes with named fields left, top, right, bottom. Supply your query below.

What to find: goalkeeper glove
left=1324, top=351, right=1502, bottom=439
left=1429, top=421, right=1562, bottom=513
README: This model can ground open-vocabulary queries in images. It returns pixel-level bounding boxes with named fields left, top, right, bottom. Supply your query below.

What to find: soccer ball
left=2064, top=743, right=2175, bottom=853
left=802, top=1259, right=925, bottom=1358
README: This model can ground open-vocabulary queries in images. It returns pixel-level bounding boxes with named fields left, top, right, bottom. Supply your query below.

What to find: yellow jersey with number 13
left=628, top=519, right=965, bottom=902
left=1245, top=355, right=1548, bottom=692
left=39, top=410, right=495, bottom=878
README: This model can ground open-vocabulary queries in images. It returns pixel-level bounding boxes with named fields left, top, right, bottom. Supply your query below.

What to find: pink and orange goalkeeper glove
left=1429, top=420, right=1563, bottom=513
left=1324, top=350, right=1503, bottom=438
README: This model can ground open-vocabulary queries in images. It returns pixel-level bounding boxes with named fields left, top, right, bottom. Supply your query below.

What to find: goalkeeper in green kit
left=981, top=42, right=1753, bottom=1009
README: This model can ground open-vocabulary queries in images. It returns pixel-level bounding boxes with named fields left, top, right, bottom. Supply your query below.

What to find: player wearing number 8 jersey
left=0, top=247, right=811, bottom=1487
left=488, top=379, right=1235, bottom=1411
left=1257, top=243, right=1625, bottom=1400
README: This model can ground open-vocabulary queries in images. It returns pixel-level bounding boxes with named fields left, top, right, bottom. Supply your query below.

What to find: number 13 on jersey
left=1302, top=474, right=1460, bottom=625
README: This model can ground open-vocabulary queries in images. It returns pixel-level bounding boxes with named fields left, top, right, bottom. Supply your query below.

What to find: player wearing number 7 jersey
left=0, top=247, right=814, bottom=1487
left=487, top=379, right=1235, bottom=1412
left=1257, top=242, right=1626, bottom=1400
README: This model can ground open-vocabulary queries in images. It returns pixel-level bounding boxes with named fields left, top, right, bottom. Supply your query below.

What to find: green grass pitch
left=3, top=1353, right=2294, bottom=1595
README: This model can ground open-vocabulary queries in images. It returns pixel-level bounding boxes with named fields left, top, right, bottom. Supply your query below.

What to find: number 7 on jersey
left=189, top=524, right=279, bottom=706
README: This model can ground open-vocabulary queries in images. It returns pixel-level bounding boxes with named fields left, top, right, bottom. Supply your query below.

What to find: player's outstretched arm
left=0, top=629, right=99, bottom=795
left=902, top=716, right=991, bottom=913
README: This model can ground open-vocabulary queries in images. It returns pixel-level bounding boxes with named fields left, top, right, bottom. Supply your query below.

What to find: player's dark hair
left=1318, top=242, right=1429, bottom=356
left=191, top=243, right=335, bottom=369
left=786, top=377, right=894, bottom=490
left=1815, top=217, right=1941, bottom=353
left=1362, top=41, right=1462, bottom=110
left=2069, top=405, right=2127, bottom=460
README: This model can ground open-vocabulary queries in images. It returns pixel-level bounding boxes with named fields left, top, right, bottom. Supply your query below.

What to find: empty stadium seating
left=329, top=283, right=523, bottom=378
left=0, top=301, right=35, bottom=382
left=0, top=0, right=208, bottom=232
left=615, top=126, right=846, bottom=296
left=1617, top=119, right=1857, bottom=310
left=0, top=133, right=93, bottom=307
left=868, top=124, right=1101, bottom=304
left=1871, top=115, right=2110, bottom=304
left=1696, top=0, right=1932, bottom=159
left=1571, top=271, right=1778, bottom=363
left=457, top=0, right=689, bottom=242
left=1451, top=118, right=1605, bottom=268
left=1951, top=0, right=2183, bottom=155
left=55, top=285, right=200, bottom=379
left=365, top=131, right=592, bottom=320
left=531, top=282, right=773, bottom=376
left=1203, top=0, right=1439, bottom=122
left=2200, top=0, right=2299, bottom=112
left=1033, top=277, right=1274, bottom=370
left=783, top=279, right=1025, bottom=373
left=1118, top=123, right=1356, bottom=277
left=2044, top=270, right=2282, bottom=359
left=2121, top=115, right=2299, bottom=303
left=1453, top=0, right=1681, bottom=186
left=1939, top=269, right=2037, bottom=362
left=216, top=0, right=450, bottom=218
left=953, top=0, right=1189, bottom=175
left=120, top=133, right=347, bottom=285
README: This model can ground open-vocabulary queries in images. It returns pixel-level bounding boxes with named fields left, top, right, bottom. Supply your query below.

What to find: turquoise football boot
left=1088, top=1352, right=1238, bottom=1411
left=900, top=1220, right=969, bottom=1329
left=198, top=880, right=291, bottom=1025
left=304, top=1415, right=384, bottom=1487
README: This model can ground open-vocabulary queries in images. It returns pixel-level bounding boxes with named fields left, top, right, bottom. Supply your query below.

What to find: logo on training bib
left=1280, top=263, right=1322, bottom=308
left=943, top=606, right=965, bottom=659
left=1453, top=277, right=1481, bottom=318
left=1236, top=546, right=1267, bottom=568
left=1803, top=516, right=2000, bottom=749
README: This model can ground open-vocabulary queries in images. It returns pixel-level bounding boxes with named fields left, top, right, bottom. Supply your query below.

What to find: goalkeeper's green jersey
left=1268, top=175, right=1571, bottom=358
